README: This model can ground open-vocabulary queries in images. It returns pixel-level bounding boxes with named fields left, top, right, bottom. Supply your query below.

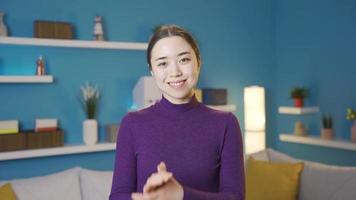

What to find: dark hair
left=146, top=24, right=201, bottom=70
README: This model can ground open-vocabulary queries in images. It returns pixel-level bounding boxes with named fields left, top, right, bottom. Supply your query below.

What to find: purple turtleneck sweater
left=109, top=96, right=245, bottom=200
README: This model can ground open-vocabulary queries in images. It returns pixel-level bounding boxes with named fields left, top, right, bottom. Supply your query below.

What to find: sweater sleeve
left=109, top=114, right=137, bottom=200
left=183, top=113, right=245, bottom=200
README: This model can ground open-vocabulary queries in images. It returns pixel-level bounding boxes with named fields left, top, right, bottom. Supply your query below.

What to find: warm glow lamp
left=244, top=86, right=266, bottom=154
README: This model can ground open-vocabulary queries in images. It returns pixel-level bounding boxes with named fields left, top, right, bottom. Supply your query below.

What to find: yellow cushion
left=246, top=158, right=304, bottom=200
left=0, top=183, right=17, bottom=200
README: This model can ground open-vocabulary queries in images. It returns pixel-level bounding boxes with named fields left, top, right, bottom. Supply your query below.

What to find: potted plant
left=321, top=114, right=333, bottom=140
left=346, top=108, right=356, bottom=142
left=290, top=87, right=308, bottom=107
left=80, top=82, right=100, bottom=145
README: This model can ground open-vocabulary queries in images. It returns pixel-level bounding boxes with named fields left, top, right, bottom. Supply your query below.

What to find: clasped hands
left=131, top=162, right=184, bottom=200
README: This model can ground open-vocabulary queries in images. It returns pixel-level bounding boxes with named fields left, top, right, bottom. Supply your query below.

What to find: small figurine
left=0, top=11, right=8, bottom=36
left=93, top=15, right=104, bottom=41
left=294, top=121, right=307, bottom=136
left=35, top=56, right=46, bottom=75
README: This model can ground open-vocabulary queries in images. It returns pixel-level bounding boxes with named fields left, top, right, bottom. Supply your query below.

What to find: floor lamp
left=244, top=86, right=266, bottom=154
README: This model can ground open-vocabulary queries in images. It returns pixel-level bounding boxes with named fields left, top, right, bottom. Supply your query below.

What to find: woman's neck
left=162, top=90, right=195, bottom=104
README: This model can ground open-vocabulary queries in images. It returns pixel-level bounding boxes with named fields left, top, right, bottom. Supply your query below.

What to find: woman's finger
left=147, top=172, right=172, bottom=186
left=157, top=161, right=167, bottom=172
left=143, top=172, right=172, bottom=193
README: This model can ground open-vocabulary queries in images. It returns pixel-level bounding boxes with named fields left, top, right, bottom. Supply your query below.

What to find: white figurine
left=0, top=11, right=8, bottom=36
left=93, top=15, right=104, bottom=41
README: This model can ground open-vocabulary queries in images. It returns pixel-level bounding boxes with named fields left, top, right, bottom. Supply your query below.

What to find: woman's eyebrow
left=178, top=51, right=191, bottom=56
left=155, top=56, right=167, bottom=61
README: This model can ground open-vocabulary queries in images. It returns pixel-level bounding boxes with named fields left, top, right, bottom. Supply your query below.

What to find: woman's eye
left=179, top=57, right=191, bottom=64
left=157, top=62, right=167, bottom=67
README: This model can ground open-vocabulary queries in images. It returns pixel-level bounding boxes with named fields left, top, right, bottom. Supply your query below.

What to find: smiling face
left=150, top=36, right=200, bottom=104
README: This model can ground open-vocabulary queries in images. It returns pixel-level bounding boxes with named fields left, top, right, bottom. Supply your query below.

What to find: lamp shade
left=244, top=86, right=265, bottom=131
left=244, top=131, right=266, bottom=154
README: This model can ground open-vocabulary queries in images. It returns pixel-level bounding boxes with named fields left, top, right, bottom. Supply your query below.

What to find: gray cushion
left=268, top=149, right=356, bottom=200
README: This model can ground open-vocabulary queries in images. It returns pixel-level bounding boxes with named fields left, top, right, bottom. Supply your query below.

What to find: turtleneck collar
left=154, top=94, right=201, bottom=117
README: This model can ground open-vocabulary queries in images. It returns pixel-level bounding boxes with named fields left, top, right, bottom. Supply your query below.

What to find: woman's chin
left=164, top=92, right=194, bottom=103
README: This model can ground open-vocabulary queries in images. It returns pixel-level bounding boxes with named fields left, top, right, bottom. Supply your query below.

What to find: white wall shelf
left=207, top=104, right=237, bottom=112
left=278, top=106, right=319, bottom=115
left=0, top=75, right=53, bottom=83
left=0, top=36, right=148, bottom=50
left=0, top=143, right=116, bottom=161
left=279, top=134, right=356, bottom=151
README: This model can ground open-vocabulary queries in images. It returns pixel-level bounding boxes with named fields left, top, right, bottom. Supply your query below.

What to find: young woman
left=109, top=25, right=245, bottom=200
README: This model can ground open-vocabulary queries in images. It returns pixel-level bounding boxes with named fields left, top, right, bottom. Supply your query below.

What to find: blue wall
left=0, top=0, right=275, bottom=180
left=2, top=0, right=355, bottom=181
left=274, top=0, right=356, bottom=165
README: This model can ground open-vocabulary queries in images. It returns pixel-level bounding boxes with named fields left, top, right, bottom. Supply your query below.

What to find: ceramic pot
left=83, top=119, right=98, bottom=145
left=351, top=121, right=356, bottom=143
left=0, top=12, right=8, bottom=36
left=321, top=128, right=334, bottom=140
left=294, top=98, right=304, bottom=107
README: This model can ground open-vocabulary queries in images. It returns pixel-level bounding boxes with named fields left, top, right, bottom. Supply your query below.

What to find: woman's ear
left=147, top=64, right=151, bottom=71
left=150, top=70, right=154, bottom=77
left=197, top=60, right=201, bottom=72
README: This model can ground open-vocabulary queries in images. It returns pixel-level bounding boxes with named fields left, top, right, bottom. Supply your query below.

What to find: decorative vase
left=351, top=120, right=356, bottom=143
left=105, top=124, right=119, bottom=143
left=83, top=119, right=98, bottom=145
left=0, top=12, right=8, bottom=36
left=321, top=128, right=334, bottom=140
left=294, top=98, right=303, bottom=107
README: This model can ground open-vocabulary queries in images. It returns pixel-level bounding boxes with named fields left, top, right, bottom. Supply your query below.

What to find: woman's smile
left=168, top=79, right=187, bottom=89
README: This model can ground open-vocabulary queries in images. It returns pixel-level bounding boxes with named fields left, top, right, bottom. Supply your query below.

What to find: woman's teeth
left=169, top=80, right=185, bottom=88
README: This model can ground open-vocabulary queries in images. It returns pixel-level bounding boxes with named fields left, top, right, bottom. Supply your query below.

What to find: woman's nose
left=169, top=62, right=182, bottom=77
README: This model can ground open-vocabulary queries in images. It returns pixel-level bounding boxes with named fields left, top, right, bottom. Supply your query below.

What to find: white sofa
left=0, top=167, right=113, bottom=200
left=2, top=148, right=356, bottom=200
left=248, top=148, right=356, bottom=200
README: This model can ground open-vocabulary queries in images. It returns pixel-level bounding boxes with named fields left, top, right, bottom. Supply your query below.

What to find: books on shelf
left=0, top=129, right=18, bottom=134
left=0, top=120, right=19, bottom=134
left=34, top=20, right=74, bottom=39
left=36, top=127, right=58, bottom=132
left=35, top=118, right=58, bottom=132
left=0, top=118, right=63, bottom=152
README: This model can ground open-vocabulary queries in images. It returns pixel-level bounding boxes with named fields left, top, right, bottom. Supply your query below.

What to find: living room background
left=0, top=0, right=355, bottom=180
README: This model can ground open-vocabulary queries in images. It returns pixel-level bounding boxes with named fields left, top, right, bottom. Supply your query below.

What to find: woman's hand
left=143, top=162, right=172, bottom=193
left=131, top=162, right=184, bottom=200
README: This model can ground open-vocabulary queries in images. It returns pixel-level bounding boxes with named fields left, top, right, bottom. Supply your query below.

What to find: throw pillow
left=299, top=162, right=356, bottom=200
left=0, top=183, right=17, bottom=200
left=10, top=167, right=81, bottom=200
left=244, top=149, right=270, bottom=169
left=268, top=148, right=356, bottom=200
left=80, top=168, right=113, bottom=200
left=246, top=158, right=304, bottom=200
